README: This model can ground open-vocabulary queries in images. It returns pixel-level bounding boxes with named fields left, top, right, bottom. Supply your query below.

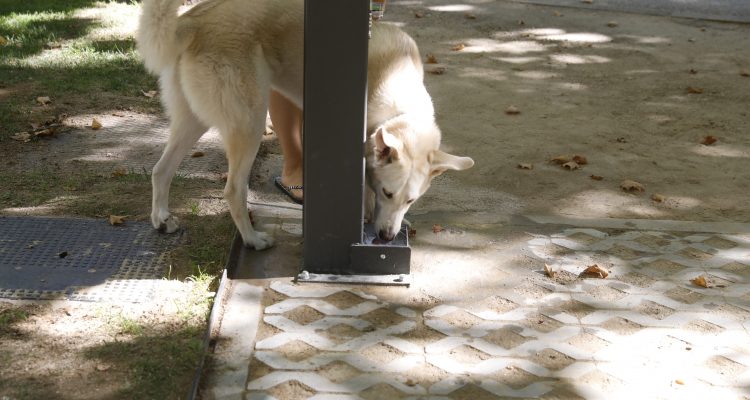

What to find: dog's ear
left=430, top=150, right=474, bottom=177
left=371, top=127, right=402, bottom=164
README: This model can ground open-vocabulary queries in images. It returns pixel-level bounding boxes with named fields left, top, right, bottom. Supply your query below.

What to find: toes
left=246, top=231, right=274, bottom=250
left=156, top=215, right=180, bottom=233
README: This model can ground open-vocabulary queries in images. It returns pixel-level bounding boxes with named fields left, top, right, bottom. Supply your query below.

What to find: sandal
left=274, top=176, right=303, bottom=205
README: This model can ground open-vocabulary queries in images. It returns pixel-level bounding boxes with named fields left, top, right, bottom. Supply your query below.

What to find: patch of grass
left=0, top=308, right=29, bottom=332
left=86, top=325, right=205, bottom=400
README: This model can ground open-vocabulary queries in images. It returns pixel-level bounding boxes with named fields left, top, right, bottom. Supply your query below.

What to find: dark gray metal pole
left=303, top=0, right=370, bottom=274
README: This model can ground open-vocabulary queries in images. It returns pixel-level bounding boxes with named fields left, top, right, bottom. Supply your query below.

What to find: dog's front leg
left=364, top=185, right=375, bottom=223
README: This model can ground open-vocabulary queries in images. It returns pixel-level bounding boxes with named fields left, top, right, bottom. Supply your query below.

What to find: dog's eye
left=382, top=188, right=393, bottom=199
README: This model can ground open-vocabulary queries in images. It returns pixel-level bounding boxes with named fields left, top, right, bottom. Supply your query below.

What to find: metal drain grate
left=0, top=216, right=181, bottom=302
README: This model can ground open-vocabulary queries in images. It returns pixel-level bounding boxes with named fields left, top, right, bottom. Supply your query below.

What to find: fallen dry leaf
left=191, top=151, right=205, bottom=158
left=740, top=69, right=749, bottom=77
left=550, top=155, right=570, bottom=164
left=108, top=215, right=126, bottom=226
left=111, top=167, right=128, bottom=178
left=620, top=179, right=645, bottom=192
left=517, top=19, right=525, bottom=25
left=96, top=363, right=111, bottom=372
left=590, top=175, right=604, bottom=181
left=11, top=132, right=32, bottom=142
left=425, top=54, right=438, bottom=64
left=700, top=135, right=718, bottom=145
left=581, top=264, right=609, bottom=279
left=408, top=228, right=417, bottom=238
left=465, top=13, right=476, bottom=19
left=651, top=193, right=666, bottom=202
left=142, top=90, right=158, bottom=98
left=675, top=379, right=685, bottom=385
left=562, top=161, right=580, bottom=170
left=0, top=36, right=7, bottom=46
left=687, top=86, right=703, bottom=94
left=91, top=118, right=103, bottom=130
left=544, top=263, right=556, bottom=278
left=572, top=155, right=588, bottom=165
left=432, top=224, right=444, bottom=233
left=552, top=11, right=563, bottom=17
left=689, top=68, right=698, bottom=74
left=505, top=105, right=521, bottom=115
left=451, top=43, right=466, bottom=51
left=427, top=66, right=446, bottom=75
left=607, top=21, right=618, bottom=27
left=414, top=11, right=424, bottom=18
left=691, top=275, right=710, bottom=288
left=36, top=96, right=51, bottom=105
left=517, top=163, right=533, bottom=170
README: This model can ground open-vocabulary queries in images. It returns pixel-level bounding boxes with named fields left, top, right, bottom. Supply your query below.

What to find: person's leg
left=269, top=90, right=304, bottom=202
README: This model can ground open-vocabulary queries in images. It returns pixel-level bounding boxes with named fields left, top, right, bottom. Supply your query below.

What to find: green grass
left=0, top=308, right=29, bottom=332
left=0, top=1, right=158, bottom=134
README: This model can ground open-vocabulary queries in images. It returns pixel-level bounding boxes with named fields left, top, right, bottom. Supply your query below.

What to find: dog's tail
left=136, top=0, right=189, bottom=74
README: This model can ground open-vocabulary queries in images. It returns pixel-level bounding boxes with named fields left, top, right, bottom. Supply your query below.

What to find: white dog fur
left=137, top=0, right=473, bottom=248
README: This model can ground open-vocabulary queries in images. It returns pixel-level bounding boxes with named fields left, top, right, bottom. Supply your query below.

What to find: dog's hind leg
left=151, top=69, right=208, bottom=233
left=221, top=105, right=274, bottom=250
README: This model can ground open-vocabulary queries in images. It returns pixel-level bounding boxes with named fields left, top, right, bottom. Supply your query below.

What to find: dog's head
left=366, top=118, right=474, bottom=241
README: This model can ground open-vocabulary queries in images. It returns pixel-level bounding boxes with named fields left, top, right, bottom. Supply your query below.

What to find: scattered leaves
left=620, top=179, right=645, bottom=192
left=607, top=21, right=618, bottom=27
left=408, top=227, right=417, bottom=238
left=451, top=43, right=466, bottom=51
left=562, top=161, right=580, bottom=170
left=689, top=68, right=698, bottom=74
left=465, top=13, right=476, bottom=20
left=651, top=193, right=666, bottom=202
left=581, top=264, right=609, bottom=279
left=505, top=105, right=521, bottom=115
left=141, top=90, right=158, bottom=98
left=432, top=224, right=444, bottom=233
left=687, top=86, right=703, bottom=94
left=414, top=11, right=424, bottom=18
left=108, top=215, right=126, bottom=226
left=36, top=96, right=51, bottom=105
left=552, top=11, right=563, bottom=17
left=96, top=363, right=111, bottom=372
left=674, top=379, right=685, bottom=385
left=590, top=175, right=604, bottom=181
left=700, top=135, right=717, bottom=145
left=425, top=54, right=438, bottom=64
left=191, top=151, right=205, bottom=158
left=691, top=275, right=710, bottom=288
left=517, top=19, right=525, bottom=25
left=550, top=155, right=570, bottom=164
left=616, top=137, right=627, bottom=143
left=517, top=163, right=533, bottom=170
left=544, top=263, right=556, bottom=278
left=91, top=118, right=103, bottom=130
left=427, top=66, right=446, bottom=75
left=111, top=167, right=128, bottom=178
left=581, top=0, right=593, bottom=3
left=740, top=69, right=749, bottom=77
left=572, top=155, right=588, bottom=165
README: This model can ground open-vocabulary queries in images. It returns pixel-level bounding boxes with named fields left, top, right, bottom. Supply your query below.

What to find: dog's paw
left=245, top=231, right=274, bottom=250
left=154, top=215, right=180, bottom=234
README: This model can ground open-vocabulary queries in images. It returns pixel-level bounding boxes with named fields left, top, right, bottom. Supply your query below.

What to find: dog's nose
left=378, top=229, right=395, bottom=242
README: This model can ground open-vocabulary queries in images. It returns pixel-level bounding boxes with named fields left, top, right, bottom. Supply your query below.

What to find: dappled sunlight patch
left=554, top=190, right=671, bottom=219
left=461, top=39, right=547, bottom=54
left=492, top=55, right=544, bottom=64
left=550, top=54, right=611, bottom=65
left=514, top=70, right=558, bottom=80
left=74, top=2, right=139, bottom=40
left=536, top=32, right=611, bottom=44
left=555, top=82, right=588, bottom=91
left=618, top=35, right=671, bottom=45
left=427, top=4, right=476, bottom=12
left=691, top=144, right=750, bottom=158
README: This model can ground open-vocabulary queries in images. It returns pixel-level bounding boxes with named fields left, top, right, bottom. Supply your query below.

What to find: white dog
left=137, top=0, right=473, bottom=249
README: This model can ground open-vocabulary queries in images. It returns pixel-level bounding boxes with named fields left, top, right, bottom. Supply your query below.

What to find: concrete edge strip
left=525, top=215, right=750, bottom=234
